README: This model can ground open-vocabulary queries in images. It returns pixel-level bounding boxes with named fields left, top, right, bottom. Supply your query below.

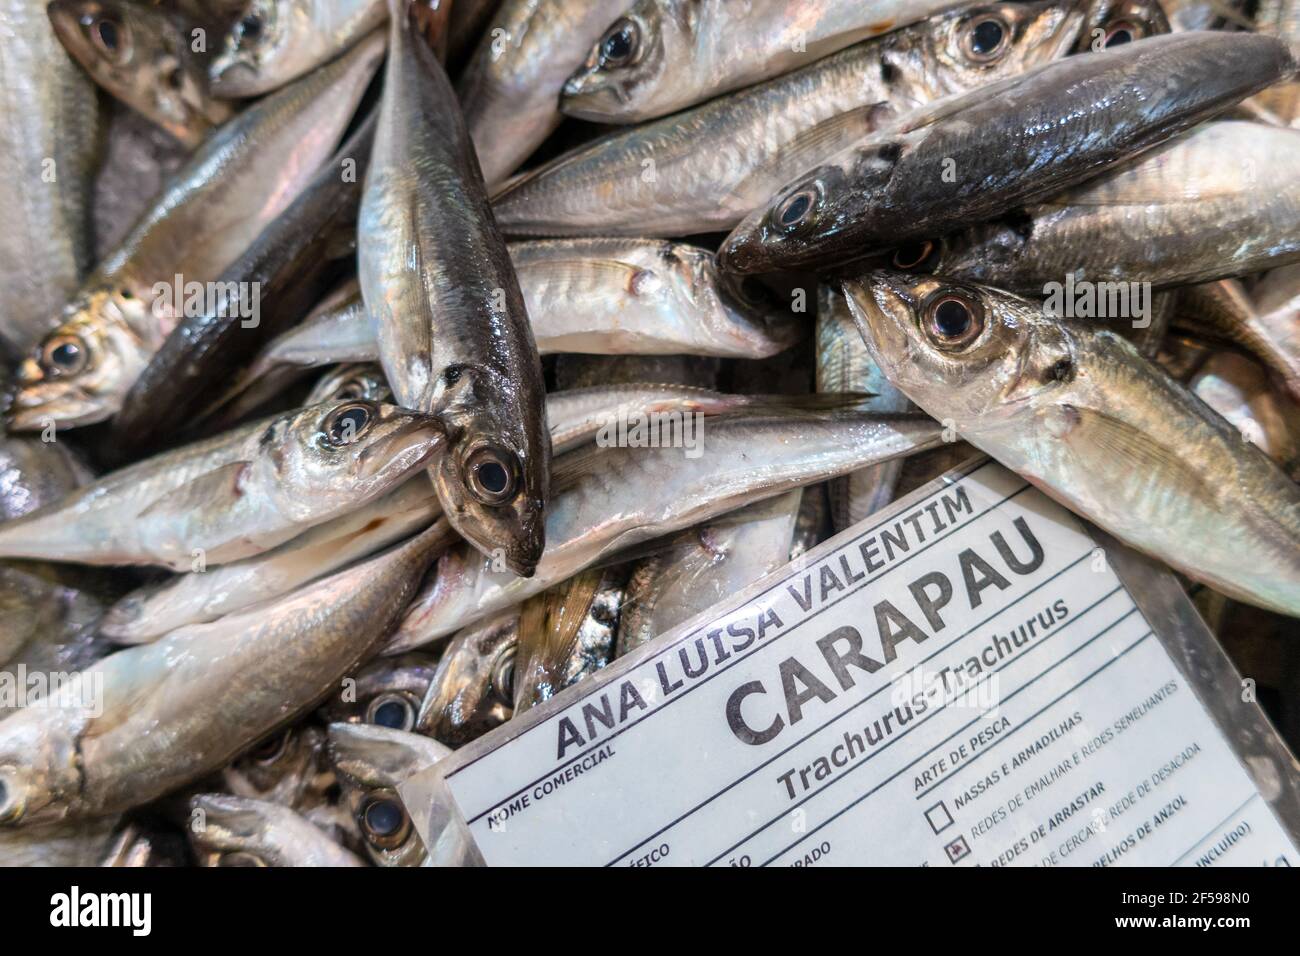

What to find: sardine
left=360, top=0, right=548, bottom=577
left=718, top=31, right=1296, bottom=273
left=388, top=408, right=944, bottom=650
left=491, top=1, right=1091, bottom=237
left=931, top=121, right=1300, bottom=291
left=210, top=0, right=388, bottom=97
left=456, top=0, right=629, bottom=188
left=0, top=520, right=454, bottom=825
left=0, top=401, right=443, bottom=569
left=8, top=31, right=383, bottom=431
left=562, top=0, right=969, bottom=124
left=0, top=0, right=101, bottom=358
left=189, top=794, right=366, bottom=866
left=844, top=270, right=1300, bottom=616
left=48, top=0, right=232, bottom=147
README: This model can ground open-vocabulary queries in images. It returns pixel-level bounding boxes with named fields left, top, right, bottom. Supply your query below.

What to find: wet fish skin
left=0, top=0, right=101, bottom=360
left=222, top=723, right=337, bottom=813
left=388, top=408, right=944, bottom=650
left=111, top=114, right=377, bottom=456
left=48, top=0, right=232, bottom=147
left=0, top=401, right=443, bottom=569
left=456, top=0, right=629, bottom=188
left=305, top=362, right=393, bottom=406
left=414, top=611, right=518, bottom=746
left=189, top=794, right=366, bottom=866
left=514, top=567, right=620, bottom=712
left=0, top=520, right=454, bottom=826
left=562, top=0, right=967, bottom=124
left=1190, top=351, right=1300, bottom=477
left=719, top=31, right=1297, bottom=274
left=360, top=2, right=548, bottom=577
left=210, top=0, right=388, bottom=97
left=844, top=270, right=1300, bottom=616
left=7, top=31, right=384, bottom=432
left=817, top=285, right=912, bottom=529
left=320, top=653, right=441, bottom=729
left=933, top=121, right=1300, bottom=292
left=617, top=491, right=802, bottom=657
left=491, top=0, right=1090, bottom=238
left=327, top=722, right=464, bottom=866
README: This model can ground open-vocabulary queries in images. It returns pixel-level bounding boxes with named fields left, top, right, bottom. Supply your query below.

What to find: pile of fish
left=0, top=0, right=1296, bottom=866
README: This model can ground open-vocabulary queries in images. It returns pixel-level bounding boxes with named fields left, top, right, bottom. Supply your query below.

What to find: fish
left=0, top=401, right=443, bottom=569
left=0, top=519, right=454, bottom=825
left=222, top=723, right=338, bottom=814
left=305, top=363, right=393, bottom=406
left=1253, top=0, right=1300, bottom=123
left=929, top=121, right=1300, bottom=292
left=327, top=721, right=467, bottom=866
left=491, top=0, right=1093, bottom=238
left=210, top=0, right=388, bottom=98
left=445, top=0, right=499, bottom=69
left=414, top=611, right=519, bottom=746
left=1190, top=351, right=1300, bottom=477
left=48, top=0, right=233, bottom=147
left=1177, top=269, right=1300, bottom=402
left=189, top=794, right=366, bottom=866
left=843, top=270, right=1300, bottom=616
left=360, top=0, right=548, bottom=576
left=0, top=0, right=101, bottom=359
left=513, top=567, right=620, bottom=712
left=561, top=0, right=969, bottom=124
left=320, top=653, right=441, bottom=729
left=817, top=285, right=913, bottom=530
left=718, top=31, right=1297, bottom=274
left=111, top=114, right=377, bottom=456
left=456, top=0, right=630, bottom=188
left=616, top=491, right=802, bottom=657
left=0, top=815, right=121, bottom=866
left=388, top=408, right=944, bottom=650
left=7, top=30, right=384, bottom=432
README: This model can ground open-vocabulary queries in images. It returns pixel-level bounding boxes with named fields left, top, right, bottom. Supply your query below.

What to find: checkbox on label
left=924, top=800, right=954, bottom=835
left=944, top=836, right=971, bottom=864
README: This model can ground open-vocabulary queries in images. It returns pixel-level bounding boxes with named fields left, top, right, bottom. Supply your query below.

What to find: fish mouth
left=0, top=769, right=25, bottom=825
left=209, top=56, right=257, bottom=98
left=840, top=272, right=921, bottom=370
left=6, top=384, right=110, bottom=432
left=356, top=422, right=445, bottom=485
left=716, top=209, right=773, bottom=277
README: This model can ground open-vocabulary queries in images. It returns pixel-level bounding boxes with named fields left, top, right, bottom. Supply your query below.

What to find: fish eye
left=491, top=647, right=516, bottom=706
left=359, top=793, right=411, bottom=849
left=40, top=334, right=89, bottom=377
left=1102, top=20, right=1141, bottom=47
left=599, top=18, right=638, bottom=66
left=963, top=15, right=1010, bottom=62
left=248, top=729, right=289, bottom=765
left=923, top=291, right=986, bottom=350
left=365, top=692, right=418, bottom=731
left=164, top=66, right=183, bottom=90
left=464, top=446, right=519, bottom=505
left=324, top=401, right=375, bottom=446
left=218, top=851, right=268, bottom=867
left=237, top=14, right=262, bottom=41
left=892, top=240, right=941, bottom=273
left=81, top=13, right=127, bottom=60
left=770, top=186, right=819, bottom=235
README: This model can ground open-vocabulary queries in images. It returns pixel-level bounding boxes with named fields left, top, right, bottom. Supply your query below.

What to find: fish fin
left=1057, top=406, right=1217, bottom=503
left=514, top=569, right=603, bottom=711
left=136, top=462, right=252, bottom=521
left=515, top=257, right=645, bottom=290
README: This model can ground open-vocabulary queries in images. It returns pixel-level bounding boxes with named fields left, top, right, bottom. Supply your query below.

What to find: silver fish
left=414, top=611, right=519, bottom=746
left=844, top=270, right=1300, bottom=616
left=491, top=0, right=1090, bottom=237
left=0, top=401, right=442, bottom=569
left=1190, top=350, right=1300, bottom=477
left=189, top=793, right=366, bottom=866
left=0, top=520, right=454, bottom=825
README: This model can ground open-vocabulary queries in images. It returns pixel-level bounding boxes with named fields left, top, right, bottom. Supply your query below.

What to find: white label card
left=406, top=460, right=1299, bottom=867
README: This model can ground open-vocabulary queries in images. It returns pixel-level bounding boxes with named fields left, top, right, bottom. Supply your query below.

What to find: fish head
left=920, top=0, right=1090, bottom=90
left=319, top=653, right=441, bottom=730
left=265, top=401, right=445, bottom=511
left=328, top=722, right=449, bottom=867
left=841, top=271, right=1074, bottom=428
left=209, top=0, right=284, bottom=98
left=8, top=290, right=153, bottom=431
left=189, top=794, right=300, bottom=867
left=665, top=245, right=803, bottom=357
left=0, top=709, right=83, bottom=827
left=305, top=363, right=393, bottom=406
left=429, top=365, right=548, bottom=577
left=1075, top=0, right=1170, bottom=53
left=414, top=612, right=518, bottom=747
left=223, top=724, right=328, bottom=807
left=560, top=0, right=671, bottom=121
left=48, top=0, right=207, bottom=141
